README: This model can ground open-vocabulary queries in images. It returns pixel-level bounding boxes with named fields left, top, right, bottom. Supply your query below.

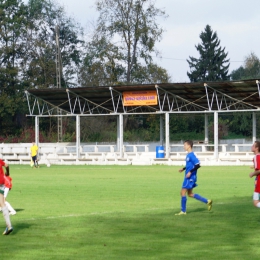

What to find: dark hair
left=184, top=140, right=193, bottom=148
left=5, top=171, right=9, bottom=176
left=254, top=141, right=260, bottom=152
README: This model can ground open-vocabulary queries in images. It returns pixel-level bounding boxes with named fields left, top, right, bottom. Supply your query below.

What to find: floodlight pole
left=55, top=25, right=63, bottom=142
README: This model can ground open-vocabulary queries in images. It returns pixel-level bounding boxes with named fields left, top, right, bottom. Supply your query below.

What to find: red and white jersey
left=253, top=154, right=260, bottom=170
left=253, top=154, right=260, bottom=192
left=0, top=159, right=5, bottom=185
left=4, top=175, right=12, bottom=189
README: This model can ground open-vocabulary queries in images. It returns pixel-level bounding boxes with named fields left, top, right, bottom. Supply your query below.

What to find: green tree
left=131, top=62, right=170, bottom=83
left=230, top=52, right=260, bottom=80
left=187, top=25, right=230, bottom=82
left=88, top=0, right=168, bottom=84
left=0, top=0, right=28, bottom=134
left=79, top=33, right=125, bottom=86
left=23, top=0, right=84, bottom=89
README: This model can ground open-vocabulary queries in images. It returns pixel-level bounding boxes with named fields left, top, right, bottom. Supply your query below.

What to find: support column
left=204, top=114, right=209, bottom=144
left=253, top=112, right=256, bottom=143
left=35, top=116, right=39, bottom=146
left=214, top=112, right=218, bottom=160
left=165, top=113, right=170, bottom=158
left=117, top=114, right=123, bottom=158
left=160, top=114, right=164, bottom=146
left=117, top=116, right=120, bottom=153
left=76, top=115, right=80, bottom=158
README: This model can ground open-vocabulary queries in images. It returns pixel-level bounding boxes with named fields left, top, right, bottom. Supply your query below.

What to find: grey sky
left=30, top=0, right=260, bottom=82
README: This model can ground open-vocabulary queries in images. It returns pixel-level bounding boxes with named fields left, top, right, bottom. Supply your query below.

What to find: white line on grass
left=14, top=207, right=173, bottom=222
left=13, top=202, right=228, bottom=223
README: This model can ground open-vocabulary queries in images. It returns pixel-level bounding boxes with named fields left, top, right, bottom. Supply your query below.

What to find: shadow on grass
left=14, top=209, right=24, bottom=213
left=12, top=222, right=31, bottom=235
left=76, top=196, right=259, bottom=260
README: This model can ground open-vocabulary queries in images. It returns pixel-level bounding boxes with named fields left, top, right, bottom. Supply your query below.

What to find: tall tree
left=88, top=0, right=168, bottom=84
left=230, top=52, right=260, bottom=80
left=187, top=25, right=230, bottom=82
left=80, top=31, right=170, bottom=86
left=0, top=0, right=28, bottom=134
left=23, top=0, right=84, bottom=89
left=79, top=32, right=125, bottom=86
left=131, top=62, right=170, bottom=84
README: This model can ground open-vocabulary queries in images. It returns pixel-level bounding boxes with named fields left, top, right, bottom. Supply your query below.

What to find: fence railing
left=0, top=142, right=254, bottom=166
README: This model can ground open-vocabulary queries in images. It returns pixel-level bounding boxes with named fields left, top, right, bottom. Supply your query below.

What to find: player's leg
left=3, top=188, right=15, bottom=214
left=175, top=188, right=187, bottom=215
left=175, top=178, right=193, bottom=215
left=189, top=189, right=213, bottom=211
left=5, top=201, right=16, bottom=215
left=253, top=180, right=260, bottom=207
left=253, top=192, right=260, bottom=207
left=4, top=187, right=9, bottom=200
left=32, top=156, right=37, bottom=168
left=0, top=186, right=13, bottom=235
left=32, top=156, right=35, bottom=167
left=36, top=156, right=39, bottom=167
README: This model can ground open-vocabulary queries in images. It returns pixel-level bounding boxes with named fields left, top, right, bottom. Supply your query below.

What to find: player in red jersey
left=4, top=172, right=16, bottom=215
left=249, top=141, right=260, bottom=208
left=0, top=159, right=13, bottom=235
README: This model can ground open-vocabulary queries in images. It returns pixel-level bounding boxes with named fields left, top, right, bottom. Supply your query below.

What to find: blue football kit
left=182, top=152, right=200, bottom=189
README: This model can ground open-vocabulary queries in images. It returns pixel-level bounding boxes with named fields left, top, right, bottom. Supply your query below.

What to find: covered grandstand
left=20, top=79, right=260, bottom=165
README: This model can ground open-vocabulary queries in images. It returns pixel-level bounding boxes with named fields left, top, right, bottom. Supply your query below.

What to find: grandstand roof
left=25, top=79, right=260, bottom=115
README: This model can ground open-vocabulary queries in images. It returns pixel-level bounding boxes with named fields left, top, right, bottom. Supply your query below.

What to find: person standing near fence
left=0, top=159, right=13, bottom=235
left=249, top=141, right=260, bottom=207
left=30, top=142, right=39, bottom=168
left=175, top=140, right=213, bottom=215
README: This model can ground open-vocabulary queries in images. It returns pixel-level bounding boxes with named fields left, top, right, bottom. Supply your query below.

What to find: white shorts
left=4, top=187, right=10, bottom=198
left=0, top=185, right=4, bottom=195
left=253, top=192, right=259, bottom=200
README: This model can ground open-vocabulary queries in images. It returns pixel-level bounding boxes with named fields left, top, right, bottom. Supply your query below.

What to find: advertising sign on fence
left=123, top=90, right=158, bottom=106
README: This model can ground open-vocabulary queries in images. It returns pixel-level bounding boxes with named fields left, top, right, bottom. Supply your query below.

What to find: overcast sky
left=27, top=0, right=260, bottom=82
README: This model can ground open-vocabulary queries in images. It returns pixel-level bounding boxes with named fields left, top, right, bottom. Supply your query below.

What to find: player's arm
left=4, top=162, right=9, bottom=176
left=249, top=169, right=260, bottom=178
left=179, top=167, right=186, bottom=173
left=191, top=163, right=201, bottom=172
left=186, top=163, right=201, bottom=178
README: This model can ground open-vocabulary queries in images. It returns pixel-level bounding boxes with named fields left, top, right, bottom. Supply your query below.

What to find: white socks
left=5, top=201, right=16, bottom=214
left=2, top=206, right=11, bottom=228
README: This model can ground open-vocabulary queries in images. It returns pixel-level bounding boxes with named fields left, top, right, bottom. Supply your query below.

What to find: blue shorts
left=182, top=178, right=198, bottom=190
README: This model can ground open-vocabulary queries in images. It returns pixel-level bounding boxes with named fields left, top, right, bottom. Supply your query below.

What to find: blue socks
left=194, top=194, right=208, bottom=204
left=180, top=194, right=208, bottom=213
left=181, top=196, right=187, bottom=212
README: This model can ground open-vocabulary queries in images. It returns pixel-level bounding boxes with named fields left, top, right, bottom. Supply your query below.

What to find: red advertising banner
left=123, top=90, right=158, bottom=106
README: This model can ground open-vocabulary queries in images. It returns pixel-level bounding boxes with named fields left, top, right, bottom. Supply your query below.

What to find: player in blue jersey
left=175, top=140, right=212, bottom=215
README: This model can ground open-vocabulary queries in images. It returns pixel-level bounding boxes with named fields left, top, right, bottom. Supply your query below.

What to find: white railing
left=0, top=142, right=254, bottom=166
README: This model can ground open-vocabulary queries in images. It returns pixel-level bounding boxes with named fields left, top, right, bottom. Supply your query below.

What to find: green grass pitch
left=1, top=164, right=259, bottom=260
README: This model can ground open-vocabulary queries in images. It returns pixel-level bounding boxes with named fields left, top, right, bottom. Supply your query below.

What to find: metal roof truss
left=204, top=83, right=258, bottom=111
